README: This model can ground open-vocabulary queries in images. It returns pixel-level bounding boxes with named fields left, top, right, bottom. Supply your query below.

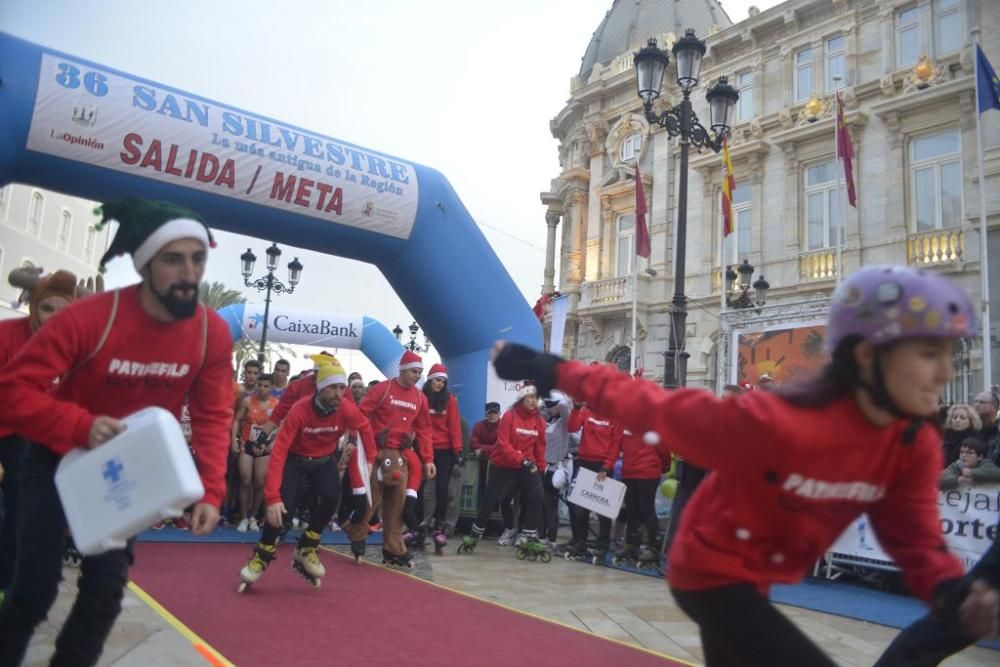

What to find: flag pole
left=834, top=76, right=846, bottom=286
left=631, top=256, right=638, bottom=374
left=975, top=36, right=993, bottom=388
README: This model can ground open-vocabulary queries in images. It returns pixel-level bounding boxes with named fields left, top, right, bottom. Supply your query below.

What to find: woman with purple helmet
left=489, top=266, right=999, bottom=666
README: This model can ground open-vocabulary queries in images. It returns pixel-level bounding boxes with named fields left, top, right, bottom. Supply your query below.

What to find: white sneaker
left=248, top=518, right=259, bottom=532
left=498, top=528, right=518, bottom=546
left=236, top=518, right=250, bottom=533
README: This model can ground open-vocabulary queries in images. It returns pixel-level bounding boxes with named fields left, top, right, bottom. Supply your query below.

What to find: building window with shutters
left=28, top=191, right=44, bottom=237
left=58, top=209, right=73, bottom=251
left=722, top=182, right=752, bottom=265
left=804, top=160, right=843, bottom=250
left=615, top=213, right=635, bottom=277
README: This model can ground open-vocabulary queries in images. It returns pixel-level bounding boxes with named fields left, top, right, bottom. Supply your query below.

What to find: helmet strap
left=857, top=348, right=925, bottom=443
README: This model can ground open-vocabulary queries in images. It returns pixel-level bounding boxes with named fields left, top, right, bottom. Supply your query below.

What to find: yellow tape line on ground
left=321, top=545, right=698, bottom=666
left=127, top=581, right=234, bottom=667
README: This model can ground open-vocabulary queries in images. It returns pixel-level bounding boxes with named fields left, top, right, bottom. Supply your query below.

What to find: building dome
left=579, top=0, right=732, bottom=80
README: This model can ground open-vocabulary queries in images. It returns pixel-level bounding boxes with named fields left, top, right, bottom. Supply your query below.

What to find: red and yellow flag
left=721, top=138, right=735, bottom=237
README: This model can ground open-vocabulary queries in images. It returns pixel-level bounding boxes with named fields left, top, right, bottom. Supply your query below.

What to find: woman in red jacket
left=411, top=363, right=463, bottom=552
left=459, top=385, right=549, bottom=560
left=491, top=266, right=999, bottom=665
left=612, top=426, right=671, bottom=568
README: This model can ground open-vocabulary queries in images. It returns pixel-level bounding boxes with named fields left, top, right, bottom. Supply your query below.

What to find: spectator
left=470, top=402, right=500, bottom=531
left=349, top=377, right=366, bottom=404
left=941, top=404, right=981, bottom=468
left=939, top=438, right=1000, bottom=490
left=541, top=391, right=573, bottom=548
left=757, top=373, right=774, bottom=390
left=564, top=403, right=622, bottom=559
left=972, top=391, right=1000, bottom=464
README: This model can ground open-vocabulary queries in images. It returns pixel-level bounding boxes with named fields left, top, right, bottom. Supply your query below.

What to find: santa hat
left=94, top=198, right=216, bottom=272
left=517, top=384, right=537, bottom=400
left=314, top=358, right=348, bottom=391
left=399, top=350, right=423, bottom=372
left=29, top=270, right=79, bottom=332
left=427, top=363, right=448, bottom=381
left=309, top=351, right=339, bottom=368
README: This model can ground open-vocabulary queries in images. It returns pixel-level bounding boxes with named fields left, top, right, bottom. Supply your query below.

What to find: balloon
left=667, top=458, right=677, bottom=480
left=660, top=478, right=678, bottom=499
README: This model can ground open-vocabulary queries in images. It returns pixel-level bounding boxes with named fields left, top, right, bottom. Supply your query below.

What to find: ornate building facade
left=541, top=0, right=999, bottom=399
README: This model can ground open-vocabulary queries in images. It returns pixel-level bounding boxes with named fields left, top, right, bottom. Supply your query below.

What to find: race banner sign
left=238, top=305, right=363, bottom=349
left=567, top=467, right=626, bottom=520
left=26, top=53, right=418, bottom=239
left=829, top=484, right=1000, bottom=572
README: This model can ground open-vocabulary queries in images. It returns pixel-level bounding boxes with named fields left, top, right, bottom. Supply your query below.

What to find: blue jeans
left=0, top=444, right=134, bottom=667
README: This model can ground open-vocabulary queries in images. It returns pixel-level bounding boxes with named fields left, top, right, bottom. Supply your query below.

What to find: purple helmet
left=825, top=265, right=977, bottom=353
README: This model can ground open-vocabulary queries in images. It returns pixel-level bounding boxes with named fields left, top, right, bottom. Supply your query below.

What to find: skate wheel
left=591, top=557, right=600, bottom=565
left=312, top=579, right=322, bottom=588
left=564, top=553, right=572, bottom=560
left=528, top=552, right=537, bottom=561
left=515, top=549, right=526, bottom=560
left=237, top=582, right=249, bottom=594
left=540, top=551, right=552, bottom=563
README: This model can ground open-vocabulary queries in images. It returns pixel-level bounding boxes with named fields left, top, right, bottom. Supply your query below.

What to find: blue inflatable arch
left=0, top=33, right=541, bottom=424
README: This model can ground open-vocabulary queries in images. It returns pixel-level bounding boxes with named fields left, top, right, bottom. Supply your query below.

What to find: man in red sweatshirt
left=566, top=403, right=623, bottom=558
left=0, top=269, right=81, bottom=599
left=349, top=350, right=433, bottom=564
left=0, top=198, right=233, bottom=667
left=238, top=359, right=374, bottom=589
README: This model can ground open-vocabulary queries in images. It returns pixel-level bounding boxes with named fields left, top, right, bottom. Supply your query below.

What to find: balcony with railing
left=799, top=249, right=838, bottom=282
left=907, top=228, right=964, bottom=267
left=578, top=275, right=650, bottom=314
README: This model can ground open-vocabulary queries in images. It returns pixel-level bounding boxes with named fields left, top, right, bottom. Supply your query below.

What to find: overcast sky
left=1, top=0, right=781, bottom=376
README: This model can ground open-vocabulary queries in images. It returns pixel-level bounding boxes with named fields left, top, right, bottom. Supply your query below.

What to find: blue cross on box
left=103, top=457, right=125, bottom=485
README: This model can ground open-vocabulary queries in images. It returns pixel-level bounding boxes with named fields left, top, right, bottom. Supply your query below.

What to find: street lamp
left=725, top=259, right=770, bottom=310
left=393, top=320, right=430, bottom=353
left=241, top=243, right=303, bottom=363
left=634, top=30, right=738, bottom=388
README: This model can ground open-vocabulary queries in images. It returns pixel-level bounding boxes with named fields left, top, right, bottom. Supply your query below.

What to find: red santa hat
left=398, top=350, right=423, bottom=372
left=427, top=363, right=448, bottom=381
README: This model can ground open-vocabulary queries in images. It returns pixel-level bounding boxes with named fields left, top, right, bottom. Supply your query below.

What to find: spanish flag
left=721, top=138, right=735, bottom=237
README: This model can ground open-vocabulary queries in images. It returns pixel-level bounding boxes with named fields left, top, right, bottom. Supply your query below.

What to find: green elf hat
left=94, top=197, right=216, bottom=272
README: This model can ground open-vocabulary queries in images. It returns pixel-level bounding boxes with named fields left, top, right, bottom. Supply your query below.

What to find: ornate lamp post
left=725, top=259, right=770, bottom=310
left=240, top=243, right=303, bottom=363
left=634, top=30, right=738, bottom=388
left=393, top=321, right=430, bottom=353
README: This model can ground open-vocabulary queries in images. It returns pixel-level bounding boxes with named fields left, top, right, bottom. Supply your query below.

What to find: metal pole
left=258, top=271, right=273, bottom=363
left=630, top=263, right=638, bottom=374
left=834, top=77, right=846, bottom=286
left=665, top=92, right=691, bottom=389
left=975, top=34, right=994, bottom=388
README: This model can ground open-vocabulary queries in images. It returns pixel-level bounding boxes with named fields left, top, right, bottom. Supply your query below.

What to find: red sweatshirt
left=470, top=419, right=499, bottom=458
left=568, top=406, right=622, bottom=470
left=0, top=286, right=233, bottom=507
left=555, top=360, right=963, bottom=603
left=0, top=317, right=35, bottom=439
left=269, top=371, right=315, bottom=425
left=428, top=393, right=462, bottom=453
left=359, top=379, right=432, bottom=463
left=490, top=404, right=546, bottom=471
left=0, top=316, right=32, bottom=369
left=265, top=395, right=374, bottom=505
left=619, top=428, right=671, bottom=480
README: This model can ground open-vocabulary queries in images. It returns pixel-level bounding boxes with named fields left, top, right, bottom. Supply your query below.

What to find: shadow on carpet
left=130, top=543, right=687, bottom=666
left=136, top=526, right=382, bottom=545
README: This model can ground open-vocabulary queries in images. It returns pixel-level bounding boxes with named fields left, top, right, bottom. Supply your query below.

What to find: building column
left=543, top=209, right=561, bottom=295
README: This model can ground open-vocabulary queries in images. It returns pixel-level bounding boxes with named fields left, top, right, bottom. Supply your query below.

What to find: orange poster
left=736, top=324, right=828, bottom=386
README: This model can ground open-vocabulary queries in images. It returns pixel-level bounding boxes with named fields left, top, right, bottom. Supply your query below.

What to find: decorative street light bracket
left=240, top=243, right=303, bottom=362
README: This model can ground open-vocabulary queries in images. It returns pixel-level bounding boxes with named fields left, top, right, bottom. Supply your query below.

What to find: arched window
left=620, top=132, right=642, bottom=162
left=28, top=191, right=44, bottom=236
left=58, top=209, right=73, bottom=251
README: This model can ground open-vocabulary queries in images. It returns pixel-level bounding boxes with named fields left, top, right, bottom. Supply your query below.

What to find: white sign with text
left=567, top=467, right=626, bottom=520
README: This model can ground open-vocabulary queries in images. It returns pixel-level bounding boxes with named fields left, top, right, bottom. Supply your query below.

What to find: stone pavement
left=22, top=535, right=1000, bottom=666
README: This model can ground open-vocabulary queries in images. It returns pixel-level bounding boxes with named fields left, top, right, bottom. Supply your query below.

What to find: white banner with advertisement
left=829, top=484, right=1000, bottom=572
left=26, top=53, right=418, bottom=239
left=548, top=294, right=570, bottom=355
left=239, top=305, right=363, bottom=349
left=567, top=467, right=626, bottom=520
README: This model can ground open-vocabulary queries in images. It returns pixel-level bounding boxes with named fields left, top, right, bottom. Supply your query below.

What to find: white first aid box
left=566, top=467, right=626, bottom=520
left=55, top=407, right=205, bottom=555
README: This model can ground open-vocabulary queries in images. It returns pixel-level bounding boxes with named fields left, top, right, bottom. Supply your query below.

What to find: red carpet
left=130, top=543, right=685, bottom=666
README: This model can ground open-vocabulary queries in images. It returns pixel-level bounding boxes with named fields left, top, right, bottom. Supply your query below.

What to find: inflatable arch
left=0, top=33, right=541, bottom=424
left=217, top=304, right=406, bottom=382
